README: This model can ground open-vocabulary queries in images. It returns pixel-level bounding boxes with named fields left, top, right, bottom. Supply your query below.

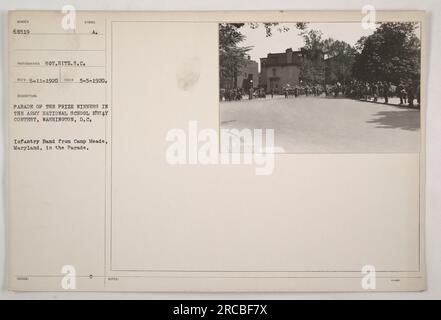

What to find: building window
left=272, top=68, right=277, bottom=76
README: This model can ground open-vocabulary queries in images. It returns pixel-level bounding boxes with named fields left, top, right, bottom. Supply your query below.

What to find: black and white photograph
left=219, top=22, right=421, bottom=153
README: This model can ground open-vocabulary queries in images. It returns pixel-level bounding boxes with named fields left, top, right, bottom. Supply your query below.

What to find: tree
left=299, top=30, right=355, bottom=85
left=324, top=40, right=357, bottom=85
left=352, top=22, right=420, bottom=84
left=299, top=30, right=326, bottom=84
left=249, top=22, right=308, bottom=37
left=219, top=23, right=251, bottom=89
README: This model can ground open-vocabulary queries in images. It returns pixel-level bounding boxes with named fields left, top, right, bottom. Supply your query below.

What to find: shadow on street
left=367, top=109, right=420, bottom=131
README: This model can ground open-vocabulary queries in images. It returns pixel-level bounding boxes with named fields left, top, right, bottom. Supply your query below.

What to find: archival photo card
left=8, top=10, right=426, bottom=292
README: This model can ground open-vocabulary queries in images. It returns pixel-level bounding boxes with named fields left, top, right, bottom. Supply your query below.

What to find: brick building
left=260, top=48, right=304, bottom=93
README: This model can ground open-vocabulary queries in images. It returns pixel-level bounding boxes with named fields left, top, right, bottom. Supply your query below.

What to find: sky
left=240, top=22, right=377, bottom=71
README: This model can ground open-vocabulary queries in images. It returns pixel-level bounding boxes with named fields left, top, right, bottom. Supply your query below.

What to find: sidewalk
left=348, top=96, right=421, bottom=109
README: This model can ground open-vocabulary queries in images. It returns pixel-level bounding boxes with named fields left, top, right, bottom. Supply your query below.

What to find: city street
left=220, top=96, right=420, bottom=153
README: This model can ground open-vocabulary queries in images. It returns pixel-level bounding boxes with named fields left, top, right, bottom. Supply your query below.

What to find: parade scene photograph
left=219, top=22, right=421, bottom=153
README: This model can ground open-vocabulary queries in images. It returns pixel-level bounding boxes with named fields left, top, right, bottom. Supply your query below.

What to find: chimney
left=286, top=48, right=293, bottom=64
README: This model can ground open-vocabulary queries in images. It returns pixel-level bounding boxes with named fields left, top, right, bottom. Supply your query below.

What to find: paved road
left=220, top=96, right=420, bottom=153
